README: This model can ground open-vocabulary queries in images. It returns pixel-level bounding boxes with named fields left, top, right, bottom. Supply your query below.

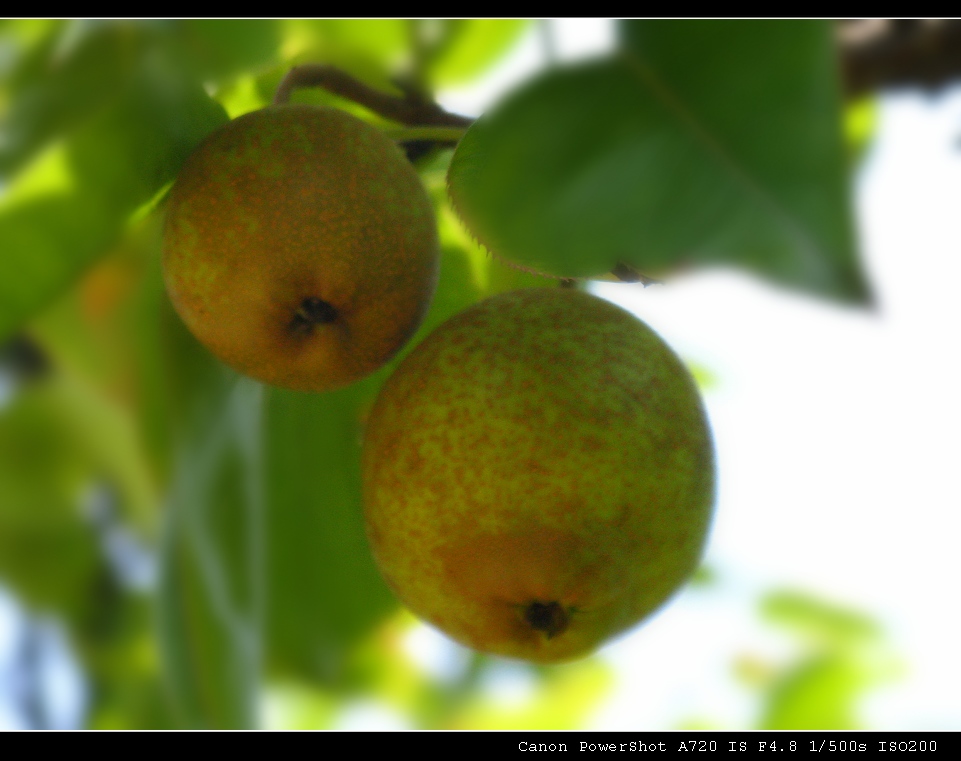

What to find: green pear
left=362, top=288, right=715, bottom=663
left=162, top=105, right=439, bottom=393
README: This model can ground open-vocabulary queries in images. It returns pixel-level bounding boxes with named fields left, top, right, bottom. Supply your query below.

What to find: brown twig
left=272, top=64, right=473, bottom=128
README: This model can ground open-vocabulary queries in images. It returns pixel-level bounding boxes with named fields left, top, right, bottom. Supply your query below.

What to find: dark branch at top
left=272, top=64, right=473, bottom=128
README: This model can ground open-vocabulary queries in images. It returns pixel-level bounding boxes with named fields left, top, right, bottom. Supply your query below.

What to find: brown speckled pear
left=362, top=288, right=715, bottom=663
left=162, top=105, right=439, bottom=392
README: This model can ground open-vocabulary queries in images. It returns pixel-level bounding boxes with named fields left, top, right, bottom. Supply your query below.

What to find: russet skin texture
left=163, top=105, right=439, bottom=392
left=362, top=288, right=715, bottom=663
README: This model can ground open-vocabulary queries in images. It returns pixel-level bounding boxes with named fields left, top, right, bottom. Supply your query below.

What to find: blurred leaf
left=0, top=372, right=158, bottom=715
left=687, top=564, right=717, bottom=587
left=263, top=381, right=395, bottom=683
left=0, top=22, right=227, bottom=343
left=51, top=381, right=156, bottom=532
left=89, top=675, right=176, bottom=729
left=29, top=247, right=165, bottom=534
left=75, top=592, right=177, bottom=730
left=281, top=19, right=409, bottom=93
left=0, top=154, right=120, bottom=344
left=0, top=18, right=57, bottom=59
left=0, top=380, right=103, bottom=615
left=425, top=20, right=529, bottom=88
left=685, top=360, right=719, bottom=391
left=128, top=239, right=217, bottom=488
left=0, top=22, right=129, bottom=178
left=148, top=267, right=266, bottom=729
left=262, top=681, right=337, bottom=729
left=121, top=232, right=264, bottom=729
left=448, top=19, right=868, bottom=303
left=176, top=20, right=282, bottom=82
left=760, top=653, right=864, bottom=729
left=286, top=20, right=407, bottom=67
left=761, top=589, right=879, bottom=646
left=448, top=660, right=612, bottom=729
left=844, top=96, right=877, bottom=164
left=35, top=234, right=152, bottom=380
left=751, top=588, right=898, bottom=730
left=215, top=75, right=270, bottom=119
left=157, top=373, right=264, bottom=729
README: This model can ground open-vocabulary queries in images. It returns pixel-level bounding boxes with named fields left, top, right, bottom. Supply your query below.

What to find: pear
left=162, top=105, right=439, bottom=392
left=362, top=288, right=715, bottom=663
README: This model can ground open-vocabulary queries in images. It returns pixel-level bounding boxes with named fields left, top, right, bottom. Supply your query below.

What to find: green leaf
left=0, top=22, right=128, bottom=179
left=761, top=589, right=879, bottom=646
left=447, top=20, right=868, bottom=303
left=760, top=653, right=865, bottom=729
left=0, top=184, right=118, bottom=346
left=426, top=20, right=530, bottom=88
left=148, top=252, right=265, bottom=728
left=287, top=19, right=408, bottom=66
left=0, top=46, right=227, bottom=342
left=448, top=660, right=612, bottom=730
left=177, top=20, right=282, bottom=83
left=263, top=381, right=396, bottom=682
left=157, top=373, right=264, bottom=729
left=0, top=373, right=171, bottom=728
left=0, top=380, right=103, bottom=615
left=844, top=96, right=877, bottom=165
left=281, top=19, right=409, bottom=93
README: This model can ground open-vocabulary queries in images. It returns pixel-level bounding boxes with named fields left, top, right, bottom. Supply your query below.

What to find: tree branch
left=272, top=64, right=473, bottom=128
left=838, top=19, right=961, bottom=98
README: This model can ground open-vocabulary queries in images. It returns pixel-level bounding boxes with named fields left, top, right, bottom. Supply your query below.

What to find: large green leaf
left=289, top=19, right=408, bottom=66
left=0, top=22, right=228, bottom=343
left=0, top=21, right=265, bottom=178
left=447, top=19, right=868, bottom=303
left=280, top=19, right=409, bottom=95
left=263, top=381, right=395, bottom=682
left=157, top=372, right=264, bottom=729
left=130, top=228, right=260, bottom=728
left=761, top=589, right=878, bottom=646
left=754, top=588, right=889, bottom=730
left=0, top=22, right=127, bottom=179
left=176, top=20, right=282, bottom=83
left=760, top=653, right=865, bottom=729
left=0, top=380, right=103, bottom=616
left=425, top=20, right=530, bottom=89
